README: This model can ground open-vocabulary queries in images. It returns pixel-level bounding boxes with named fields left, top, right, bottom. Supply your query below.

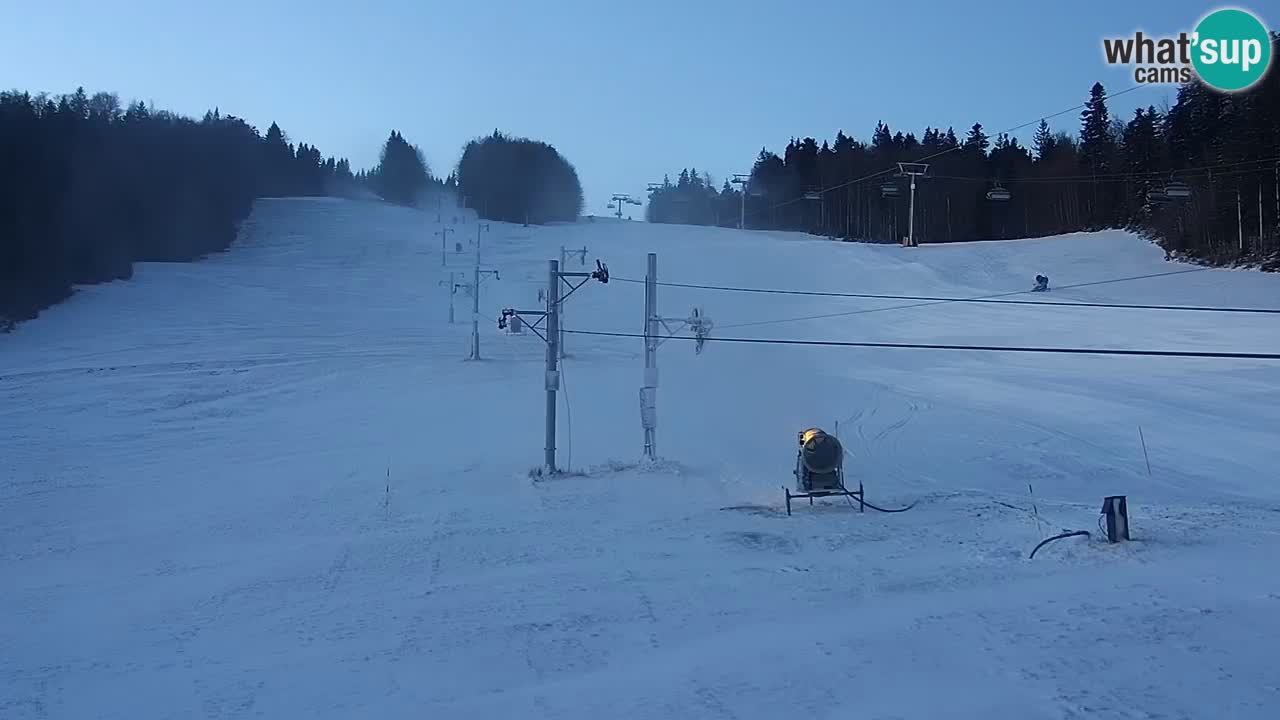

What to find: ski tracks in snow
left=838, top=380, right=932, bottom=492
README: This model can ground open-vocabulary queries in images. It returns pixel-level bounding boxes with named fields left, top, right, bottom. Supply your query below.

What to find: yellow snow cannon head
left=798, top=428, right=843, bottom=474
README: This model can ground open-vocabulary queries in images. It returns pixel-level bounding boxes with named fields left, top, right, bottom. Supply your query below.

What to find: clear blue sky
left=2, top=0, right=1270, bottom=215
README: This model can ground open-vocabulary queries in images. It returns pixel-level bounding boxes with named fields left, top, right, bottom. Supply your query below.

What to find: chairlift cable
left=921, top=157, right=1280, bottom=185
left=746, top=84, right=1152, bottom=218
left=611, top=268, right=1280, bottom=319
left=561, top=328, right=1280, bottom=361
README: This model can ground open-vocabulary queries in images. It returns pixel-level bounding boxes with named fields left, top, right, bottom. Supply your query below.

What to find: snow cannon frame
left=786, top=428, right=864, bottom=516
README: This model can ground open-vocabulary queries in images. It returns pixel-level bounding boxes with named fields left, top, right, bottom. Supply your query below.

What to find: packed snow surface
left=4, top=197, right=1280, bottom=719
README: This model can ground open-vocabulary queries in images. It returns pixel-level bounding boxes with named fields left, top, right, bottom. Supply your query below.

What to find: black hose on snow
left=1028, top=530, right=1090, bottom=559
left=861, top=498, right=918, bottom=513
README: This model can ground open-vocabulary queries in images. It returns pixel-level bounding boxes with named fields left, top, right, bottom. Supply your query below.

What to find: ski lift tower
left=802, top=188, right=824, bottom=233
left=897, top=162, right=929, bottom=247
left=611, top=194, right=642, bottom=220
left=646, top=183, right=664, bottom=218
left=731, top=174, right=751, bottom=229
left=435, top=227, right=456, bottom=266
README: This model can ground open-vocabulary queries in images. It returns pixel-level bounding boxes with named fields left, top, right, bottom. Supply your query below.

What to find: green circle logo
left=1191, top=8, right=1272, bottom=92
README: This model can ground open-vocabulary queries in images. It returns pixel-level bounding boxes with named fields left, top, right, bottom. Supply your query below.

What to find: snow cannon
left=786, top=427, right=864, bottom=516
left=799, top=428, right=842, bottom=477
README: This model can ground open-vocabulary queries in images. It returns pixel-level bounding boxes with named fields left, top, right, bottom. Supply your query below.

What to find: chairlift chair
left=803, top=190, right=822, bottom=201
left=1164, top=181, right=1192, bottom=200
left=986, top=183, right=1011, bottom=202
left=880, top=181, right=900, bottom=198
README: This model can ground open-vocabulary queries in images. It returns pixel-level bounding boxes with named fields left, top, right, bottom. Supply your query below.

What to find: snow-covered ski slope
left=4, top=197, right=1279, bottom=719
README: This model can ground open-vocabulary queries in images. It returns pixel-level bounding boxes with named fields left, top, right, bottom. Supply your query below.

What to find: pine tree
left=1080, top=82, right=1120, bottom=228
left=1080, top=82, right=1116, bottom=174
left=965, top=123, right=990, bottom=155
left=1032, top=119, right=1054, bottom=160
left=872, top=122, right=893, bottom=152
left=373, top=130, right=431, bottom=206
left=261, top=122, right=294, bottom=197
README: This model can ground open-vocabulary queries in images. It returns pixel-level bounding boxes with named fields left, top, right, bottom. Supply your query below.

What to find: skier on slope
left=1032, top=274, right=1049, bottom=292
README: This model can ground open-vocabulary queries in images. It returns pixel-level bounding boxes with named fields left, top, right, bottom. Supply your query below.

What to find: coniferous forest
left=0, top=90, right=575, bottom=328
left=0, top=88, right=404, bottom=327
left=648, top=41, right=1280, bottom=271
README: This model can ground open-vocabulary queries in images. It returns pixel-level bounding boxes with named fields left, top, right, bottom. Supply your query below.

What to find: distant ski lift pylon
left=732, top=174, right=765, bottom=197
left=610, top=193, right=641, bottom=211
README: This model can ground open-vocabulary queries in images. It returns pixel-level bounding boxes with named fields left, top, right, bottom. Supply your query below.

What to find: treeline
left=258, top=120, right=359, bottom=199
left=0, top=86, right=588, bottom=328
left=0, top=88, right=367, bottom=326
left=648, top=36, right=1280, bottom=269
left=455, top=130, right=583, bottom=224
left=645, top=169, right=741, bottom=227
